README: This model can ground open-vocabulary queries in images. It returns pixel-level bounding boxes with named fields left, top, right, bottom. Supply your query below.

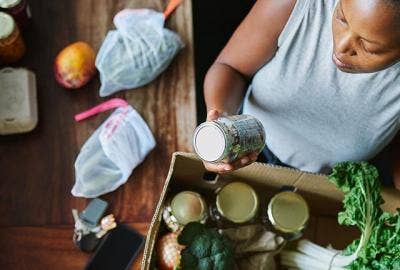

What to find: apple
left=54, top=42, right=96, bottom=89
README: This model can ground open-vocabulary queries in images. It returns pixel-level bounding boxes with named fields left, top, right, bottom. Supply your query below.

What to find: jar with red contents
left=0, top=0, right=31, bottom=30
left=0, top=12, right=26, bottom=64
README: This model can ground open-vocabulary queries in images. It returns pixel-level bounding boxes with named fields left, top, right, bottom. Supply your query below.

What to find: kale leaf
left=329, top=162, right=400, bottom=269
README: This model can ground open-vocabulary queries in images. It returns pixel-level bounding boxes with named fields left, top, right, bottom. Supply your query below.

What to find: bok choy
left=281, top=162, right=400, bottom=269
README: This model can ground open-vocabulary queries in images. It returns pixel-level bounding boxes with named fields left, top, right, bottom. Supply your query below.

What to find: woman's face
left=332, top=0, right=400, bottom=73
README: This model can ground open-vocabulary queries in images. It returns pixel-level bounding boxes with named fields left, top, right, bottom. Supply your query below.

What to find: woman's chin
left=336, top=65, right=360, bottom=73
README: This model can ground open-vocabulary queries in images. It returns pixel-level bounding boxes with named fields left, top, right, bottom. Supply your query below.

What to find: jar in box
left=163, top=191, right=208, bottom=232
left=210, top=181, right=259, bottom=227
left=0, top=11, right=25, bottom=63
left=265, top=190, right=309, bottom=240
left=0, top=0, right=31, bottom=29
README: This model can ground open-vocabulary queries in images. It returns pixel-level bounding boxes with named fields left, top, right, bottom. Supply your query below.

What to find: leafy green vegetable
left=343, top=209, right=400, bottom=269
left=329, top=161, right=400, bottom=269
left=177, top=222, right=235, bottom=270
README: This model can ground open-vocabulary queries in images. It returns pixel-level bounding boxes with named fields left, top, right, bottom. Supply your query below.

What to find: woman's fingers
left=249, top=152, right=259, bottom=161
left=204, top=162, right=233, bottom=174
left=228, top=153, right=258, bottom=170
left=203, top=152, right=260, bottom=173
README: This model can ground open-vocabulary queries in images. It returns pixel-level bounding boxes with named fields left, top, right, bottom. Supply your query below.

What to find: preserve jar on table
left=0, top=11, right=25, bottom=63
left=0, top=0, right=31, bottom=30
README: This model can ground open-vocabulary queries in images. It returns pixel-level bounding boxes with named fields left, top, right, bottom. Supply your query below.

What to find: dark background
left=192, top=0, right=256, bottom=123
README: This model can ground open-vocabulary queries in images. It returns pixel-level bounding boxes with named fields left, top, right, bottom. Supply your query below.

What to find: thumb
left=207, top=109, right=220, bottom=121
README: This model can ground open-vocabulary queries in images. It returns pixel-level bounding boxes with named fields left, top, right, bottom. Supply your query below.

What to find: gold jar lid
left=216, top=182, right=259, bottom=223
left=0, top=0, right=22, bottom=9
left=171, top=191, right=207, bottom=225
left=268, top=191, right=309, bottom=234
left=0, top=12, right=14, bottom=39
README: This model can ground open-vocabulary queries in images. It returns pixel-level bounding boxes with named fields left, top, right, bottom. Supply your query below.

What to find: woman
left=202, top=0, right=400, bottom=188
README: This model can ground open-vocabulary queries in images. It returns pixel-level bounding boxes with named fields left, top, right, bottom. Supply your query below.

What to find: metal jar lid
left=193, top=122, right=226, bottom=162
left=216, top=182, right=259, bottom=223
left=171, top=191, right=207, bottom=225
left=267, top=191, right=309, bottom=234
left=0, top=12, right=14, bottom=39
left=0, top=0, right=22, bottom=9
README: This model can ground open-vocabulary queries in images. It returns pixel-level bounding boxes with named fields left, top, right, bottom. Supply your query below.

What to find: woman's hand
left=202, top=109, right=259, bottom=174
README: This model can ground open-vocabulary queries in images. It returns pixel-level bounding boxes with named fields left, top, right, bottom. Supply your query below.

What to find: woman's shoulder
left=216, top=0, right=298, bottom=77
left=278, top=0, right=338, bottom=46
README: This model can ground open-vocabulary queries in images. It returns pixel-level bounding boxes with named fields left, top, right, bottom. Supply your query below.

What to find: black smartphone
left=84, top=224, right=145, bottom=270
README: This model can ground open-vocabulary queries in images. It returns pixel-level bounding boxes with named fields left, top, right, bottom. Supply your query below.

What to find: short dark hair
left=383, top=0, right=400, bottom=22
left=384, top=0, right=400, bottom=10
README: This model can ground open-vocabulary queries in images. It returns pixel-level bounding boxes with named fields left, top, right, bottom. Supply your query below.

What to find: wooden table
left=0, top=0, right=196, bottom=269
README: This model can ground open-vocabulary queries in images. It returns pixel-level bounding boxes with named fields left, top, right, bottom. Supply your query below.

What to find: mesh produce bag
left=96, top=0, right=184, bottom=97
left=72, top=98, right=156, bottom=198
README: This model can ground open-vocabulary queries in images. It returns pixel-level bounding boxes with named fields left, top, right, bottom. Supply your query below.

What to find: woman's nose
left=336, top=33, right=357, bottom=56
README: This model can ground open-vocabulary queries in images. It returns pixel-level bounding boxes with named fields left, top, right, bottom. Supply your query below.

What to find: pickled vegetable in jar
left=193, top=115, right=266, bottom=163
left=0, top=11, right=25, bottom=64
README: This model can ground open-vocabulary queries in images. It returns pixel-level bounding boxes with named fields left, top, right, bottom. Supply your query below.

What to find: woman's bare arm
left=204, top=0, right=296, bottom=114
left=203, top=0, right=296, bottom=173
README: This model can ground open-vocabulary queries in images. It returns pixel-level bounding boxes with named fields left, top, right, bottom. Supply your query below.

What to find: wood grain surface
left=0, top=223, right=149, bottom=270
left=0, top=0, right=195, bottom=269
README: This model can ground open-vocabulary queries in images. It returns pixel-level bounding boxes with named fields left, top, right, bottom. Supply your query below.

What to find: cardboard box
left=141, top=152, right=400, bottom=269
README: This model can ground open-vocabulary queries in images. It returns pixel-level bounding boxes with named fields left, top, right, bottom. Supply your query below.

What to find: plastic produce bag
left=96, top=0, right=184, bottom=97
left=72, top=98, right=156, bottom=198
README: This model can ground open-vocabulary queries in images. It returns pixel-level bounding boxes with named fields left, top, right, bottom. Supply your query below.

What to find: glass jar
left=193, top=115, right=266, bottom=163
left=163, top=191, right=208, bottom=232
left=0, top=0, right=31, bottom=30
left=265, top=190, right=309, bottom=240
left=0, top=12, right=25, bottom=63
left=210, top=181, right=259, bottom=227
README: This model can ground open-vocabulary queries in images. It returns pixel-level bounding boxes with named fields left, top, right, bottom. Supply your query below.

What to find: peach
left=54, top=42, right=96, bottom=89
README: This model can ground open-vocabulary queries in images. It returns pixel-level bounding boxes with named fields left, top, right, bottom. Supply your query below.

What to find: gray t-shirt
left=243, top=0, right=400, bottom=173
